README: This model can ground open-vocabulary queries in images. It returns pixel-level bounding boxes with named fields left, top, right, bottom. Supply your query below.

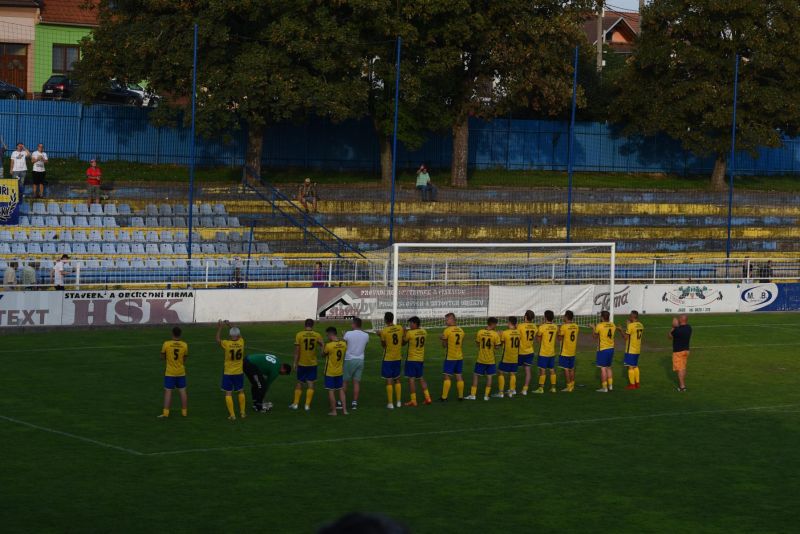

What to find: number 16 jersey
left=221, top=338, right=245, bottom=375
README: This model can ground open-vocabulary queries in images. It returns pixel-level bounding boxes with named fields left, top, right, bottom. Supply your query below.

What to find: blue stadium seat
left=228, top=217, right=240, bottom=227
left=146, top=230, right=159, bottom=242
left=256, top=243, right=271, bottom=253
left=89, top=216, right=103, bottom=227
left=174, top=243, right=188, bottom=255
left=145, top=243, right=159, bottom=255
left=160, top=259, right=174, bottom=268
left=103, top=230, right=116, bottom=241
left=42, top=243, right=56, bottom=254
left=115, top=259, right=130, bottom=268
left=131, top=258, right=146, bottom=268
left=132, top=230, right=145, bottom=242
left=101, top=259, right=115, bottom=268
left=201, top=244, right=215, bottom=254
left=145, top=259, right=159, bottom=268
left=87, top=243, right=101, bottom=254
left=158, top=217, right=172, bottom=227
left=229, top=242, right=244, bottom=254
left=0, top=243, right=10, bottom=254
left=102, top=217, right=117, bottom=228
left=213, top=203, right=226, bottom=215
left=60, top=230, right=73, bottom=241
left=191, top=244, right=201, bottom=254
left=228, top=232, right=242, bottom=242
left=172, top=217, right=186, bottom=227
left=45, top=216, right=59, bottom=227
left=117, top=204, right=131, bottom=215
left=59, top=215, right=74, bottom=227
left=0, top=230, right=11, bottom=241
left=61, top=203, right=76, bottom=215
left=14, top=230, right=27, bottom=241
left=145, top=217, right=158, bottom=227
left=86, top=259, right=101, bottom=268
left=159, top=243, right=174, bottom=255
left=46, top=202, right=60, bottom=215
left=216, top=243, right=230, bottom=254
left=72, top=243, right=87, bottom=254
left=75, top=204, right=89, bottom=215
left=160, top=231, right=174, bottom=242
left=116, top=243, right=131, bottom=254
left=215, top=231, right=228, bottom=242
left=11, top=243, right=25, bottom=254
left=118, top=230, right=131, bottom=241
left=89, top=230, right=102, bottom=241
left=27, top=243, right=42, bottom=254
left=102, top=243, right=116, bottom=254
left=132, top=243, right=145, bottom=254
left=18, top=215, right=29, bottom=226
left=190, top=205, right=200, bottom=216
left=213, top=216, right=227, bottom=227
left=174, top=204, right=187, bottom=216
left=159, top=204, right=173, bottom=216
left=173, top=259, right=188, bottom=268
left=199, top=217, right=213, bottom=227
left=44, top=229, right=57, bottom=240
left=90, top=203, right=104, bottom=215
left=29, top=230, right=43, bottom=241
left=30, top=216, right=45, bottom=226
left=130, top=216, right=144, bottom=226
left=104, top=203, right=118, bottom=215
left=32, top=202, right=46, bottom=215
left=58, top=243, right=72, bottom=255
left=74, top=216, right=89, bottom=227
left=145, top=204, right=159, bottom=217
left=200, top=204, right=213, bottom=216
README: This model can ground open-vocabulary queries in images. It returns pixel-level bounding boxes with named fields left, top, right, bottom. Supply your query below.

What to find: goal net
left=367, top=242, right=616, bottom=330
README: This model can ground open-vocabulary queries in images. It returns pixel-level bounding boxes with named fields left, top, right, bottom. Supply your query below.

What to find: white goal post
left=368, top=242, right=616, bottom=330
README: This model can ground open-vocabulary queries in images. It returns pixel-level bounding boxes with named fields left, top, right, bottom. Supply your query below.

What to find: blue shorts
left=624, top=353, right=640, bottom=367
left=324, top=375, right=343, bottom=390
left=404, top=361, right=424, bottom=378
left=442, top=359, right=463, bottom=375
left=296, top=365, right=318, bottom=383
left=498, top=361, right=518, bottom=373
left=164, top=375, right=186, bottom=389
left=221, top=373, right=244, bottom=392
left=382, top=360, right=402, bottom=379
left=537, top=356, right=556, bottom=369
left=558, top=356, right=576, bottom=370
left=596, top=349, right=615, bottom=368
left=474, top=363, right=496, bottom=376
left=519, top=353, right=535, bottom=366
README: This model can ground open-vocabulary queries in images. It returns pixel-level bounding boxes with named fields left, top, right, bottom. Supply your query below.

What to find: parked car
left=0, top=80, right=25, bottom=99
left=125, top=82, right=160, bottom=108
left=96, top=79, right=145, bottom=106
left=41, top=75, right=79, bottom=100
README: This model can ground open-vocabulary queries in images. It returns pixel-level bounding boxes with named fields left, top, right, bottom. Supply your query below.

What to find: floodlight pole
left=725, top=54, right=739, bottom=260
left=388, top=36, right=401, bottom=246
left=566, top=46, right=579, bottom=243
left=187, top=23, right=199, bottom=282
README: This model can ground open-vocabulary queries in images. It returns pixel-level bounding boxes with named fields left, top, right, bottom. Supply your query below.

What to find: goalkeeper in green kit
left=244, top=353, right=292, bottom=412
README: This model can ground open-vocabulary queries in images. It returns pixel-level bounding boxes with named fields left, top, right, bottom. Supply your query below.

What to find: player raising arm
left=440, top=312, right=466, bottom=402
left=323, top=327, right=348, bottom=416
left=158, top=326, right=188, bottom=418
left=557, top=311, right=580, bottom=392
left=292, top=319, right=324, bottom=411
left=217, top=320, right=246, bottom=420
left=534, top=310, right=559, bottom=394
left=623, top=311, right=645, bottom=390
left=468, top=317, right=501, bottom=400
left=518, top=310, right=538, bottom=395
left=496, top=316, right=521, bottom=398
left=403, top=316, right=432, bottom=406
left=592, top=311, right=617, bottom=393
left=379, top=312, right=404, bottom=409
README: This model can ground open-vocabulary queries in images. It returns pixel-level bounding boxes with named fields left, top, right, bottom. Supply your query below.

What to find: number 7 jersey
left=221, top=338, right=246, bottom=375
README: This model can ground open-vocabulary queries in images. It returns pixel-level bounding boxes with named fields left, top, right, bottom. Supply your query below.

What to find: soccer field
left=3, top=313, right=799, bottom=533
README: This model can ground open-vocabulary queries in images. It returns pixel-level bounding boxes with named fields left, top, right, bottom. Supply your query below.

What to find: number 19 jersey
left=404, top=328, right=427, bottom=362
left=221, top=338, right=245, bottom=375
left=380, top=324, right=404, bottom=361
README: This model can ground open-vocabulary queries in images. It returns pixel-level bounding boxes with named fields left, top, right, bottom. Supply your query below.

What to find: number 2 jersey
left=221, top=338, right=245, bottom=375
left=442, top=326, right=465, bottom=360
left=323, top=340, right=347, bottom=377
left=161, top=340, right=188, bottom=377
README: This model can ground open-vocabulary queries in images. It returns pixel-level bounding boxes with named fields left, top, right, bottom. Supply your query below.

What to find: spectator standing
left=3, top=261, right=16, bottom=289
left=30, top=143, right=48, bottom=199
left=759, top=260, right=773, bottom=283
left=10, top=142, right=29, bottom=197
left=0, top=136, right=7, bottom=178
left=342, top=317, right=369, bottom=411
left=52, top=254, right=69, bottom=291
left=668, top=315, right=692, bottom=392
left=297, top=178, right=318, bottom=213
left=86, top=159, right=102, bottom=206
left=21, top=262, right=37, bottom=289
left=312, top=261, right=326, bottom=288
left=415, top=164, right=436, bottom=202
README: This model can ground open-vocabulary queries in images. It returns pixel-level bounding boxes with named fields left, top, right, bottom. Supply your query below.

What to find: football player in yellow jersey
left=557, top=310, right=580, bottom=392
left=534, top=310, right=560, bottom=394
left=439, top=312, right=466, bottom=401
left=323, top=327, right=349, bottom=416
left=592, top=310, right=618, bottom=393
left=291, top=318, right=324, bottom=411
left=468, top=317, right=501, bottom=401
left=158, top=326, right=188, bottom=418
left=380, top=312, right=405, bottom=409
left=402, top=316, right=432, bottom=407
left=496, top=316, right=521, bottom=398
left=517, top=310, right=538, bottom=395
left=623, top=310, right=645, bottom=390
left=216, top=320, right=246, bottom=420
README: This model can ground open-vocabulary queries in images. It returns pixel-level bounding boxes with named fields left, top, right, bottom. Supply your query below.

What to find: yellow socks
left=386, top=384, right=394, bottom=404
left=634, top=367, right=640, bottom=384
left=181, top=408, right=187, bottom=417
left=305, top=389, right=314, bottom=408
left=394, top=382, right=402, bottom=402
left=410, top=392, right=417, bottom=404
left=522, top=386, right=529, bottom=394
left=601, top=380, right=608, bottom=390
left=293, top=389, right=302, bottom=405
left=484, top=386, right=491, bottom=398
left=238, top=392, right=246, bottom=416
left=628, top=368, right=636, bottom=384
left=456, top=380, right=464, bottom=398
left=423, top=389, right=431, bottom=402
left=162, top=408, right=169, bottom=417
left=549, top=373, right=557, bottom=386
left=225, top=396, right=235, bottom=417
left=509, top=375, right=517, bottom=391
left=470, top=385, right=477, bottom=397
left=442, top=379, right=452, bottom=399
left=538, top=375, right=546, bottom=387
left=498, top=375, right=506, bottom=392
left=608, top=377, right=614, bottom=388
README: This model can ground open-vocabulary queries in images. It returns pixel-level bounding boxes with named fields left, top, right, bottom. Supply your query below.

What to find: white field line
left=146, top=403, right=800, bottom=457
left=0, top=414, right=145, bottom=456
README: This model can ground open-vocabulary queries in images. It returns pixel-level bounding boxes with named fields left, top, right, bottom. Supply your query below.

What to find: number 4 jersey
left=162, top=339, right=188, bottom=377
left=221, top=338, right=246, bottom=375
left=323, top=340, right=347, bottom=377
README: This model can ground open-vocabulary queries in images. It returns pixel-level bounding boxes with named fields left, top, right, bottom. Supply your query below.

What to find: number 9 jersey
left=323, top=340, right=347, bottom=377
left=221, top=338, right=246, bottom=375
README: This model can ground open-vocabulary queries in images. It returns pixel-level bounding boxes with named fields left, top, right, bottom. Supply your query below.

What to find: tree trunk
left=245, top=124, right=264, bottom=184
left=711, top=154, right=727, bottom=191
left=379, top=134, right=393, bottom=184
left=451, top=117, right=469, bottom=187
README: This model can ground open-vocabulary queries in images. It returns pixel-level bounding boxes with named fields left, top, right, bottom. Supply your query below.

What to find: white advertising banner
left=194, top=288, right=318, bottom=323
left=592, top=284, right=645, bottom=315
left=0, top=291, right=63, bottom=327
left=488, top=285, right=596, bottom=316
left=641, top=284, right=740, bottom=314
left=738, top=283, right=780, bottom=312
left=61, top=290, right=196, bottom=326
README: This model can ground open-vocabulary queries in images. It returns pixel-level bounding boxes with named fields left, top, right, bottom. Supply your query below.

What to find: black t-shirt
left=672, top=325, right=692, bottom=352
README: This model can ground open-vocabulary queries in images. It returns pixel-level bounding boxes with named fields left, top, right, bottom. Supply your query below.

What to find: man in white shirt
left=2, top=262, right=16, bottom=289
left=10, top=143, right=29, bottom=196
left=52, top=254, right=69, bottom=291
left=30, top=143, right=48, bottom=199
left=342, top=316, right=370, bottom=410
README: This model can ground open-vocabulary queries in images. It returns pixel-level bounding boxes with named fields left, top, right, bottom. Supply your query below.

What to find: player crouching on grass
left=440, top=312, right=466, bottom=401
left=592, top=311, right=618, bottom=393
left=292, top=319, right=324, bottom=411
left=217, top=320, right=247, bottom=420
left=158, top=326, right=189, bottom=418
left=495, top=316, right=521, bottom=398
left=402, top=316, right=432, bottom=406
left=533, top=310, right=559, bottom=394
left=379, top=312, right=405, bottom=409
left=622, top=311, right=645, bottom=390
left=323, top=327, right=348, bottom=416
left=468, top=317, right=501, bottom=400
left=244, top=353, right=291, bottom=412
left=557, top=311, right=580, bottom=392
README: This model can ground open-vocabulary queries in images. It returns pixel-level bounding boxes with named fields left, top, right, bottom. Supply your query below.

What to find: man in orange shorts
left=668, top=315, right=692, bottom=392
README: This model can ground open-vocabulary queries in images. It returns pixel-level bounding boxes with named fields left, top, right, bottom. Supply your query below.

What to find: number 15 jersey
left=221, top=338, right=245, bottom=375
left=295, top=330, right=323, bottom=366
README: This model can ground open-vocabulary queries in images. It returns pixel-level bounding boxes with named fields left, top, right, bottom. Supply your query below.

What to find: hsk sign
left=62, top=291, right=195, bottom=325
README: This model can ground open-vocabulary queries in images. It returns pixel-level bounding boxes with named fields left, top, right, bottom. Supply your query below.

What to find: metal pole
left=187, top=23, right=198, bottom=274
left=388, top=36, right=402, bottom=246
left=726, top=54, right=739, bottom=259
left=566, top=46, right=579, bottom=243
left=245, top=221, right=254, bottom=283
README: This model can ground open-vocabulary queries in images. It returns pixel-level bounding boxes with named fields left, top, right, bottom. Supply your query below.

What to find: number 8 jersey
left=221, top=338, right=246, bottom=375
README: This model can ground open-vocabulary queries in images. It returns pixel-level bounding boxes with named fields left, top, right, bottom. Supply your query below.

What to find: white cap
left=229, top=327, right=240, bottom=338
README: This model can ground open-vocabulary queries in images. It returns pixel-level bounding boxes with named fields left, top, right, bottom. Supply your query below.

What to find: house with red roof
left=584, top=10, right=641, bottom=57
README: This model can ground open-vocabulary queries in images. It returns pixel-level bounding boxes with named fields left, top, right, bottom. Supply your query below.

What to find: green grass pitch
left=3, top=313, right=799, bottom=533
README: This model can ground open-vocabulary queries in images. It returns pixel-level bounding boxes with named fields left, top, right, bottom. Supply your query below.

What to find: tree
left=613, top=0, right=800, bottom=189
left=74, top=0, right=380, bottom=178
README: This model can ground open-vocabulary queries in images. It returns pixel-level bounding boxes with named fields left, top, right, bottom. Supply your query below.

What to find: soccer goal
left=367, top=242, right=616, bottom=330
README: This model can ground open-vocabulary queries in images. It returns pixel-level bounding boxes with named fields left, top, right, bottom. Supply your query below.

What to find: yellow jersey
left=221, top=338, right=245, bottom=375
left=404, top=328, right=427, bottom=362
left=323, top=340, right=347, bottom=377
left=518, top=322, right=538, bottom=355
left=537, top=323, right=559, bottom=357
left=594, top=322, right=617, bottom=351
left=442, top=326, right=465, bottom=360
left=558, top=323, right=580, bottom=357
left=500, top=328, right=521, bottom=364
left=380, top=324, right=405, bottom=361
left=625, top=321, right=644, bottom=355
left=161, top=339, right=188, bottom=377
left=475, top=329, right=501, bottom=364
left=295, top=330, right=323, bottom=366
